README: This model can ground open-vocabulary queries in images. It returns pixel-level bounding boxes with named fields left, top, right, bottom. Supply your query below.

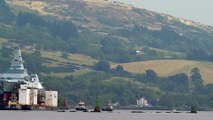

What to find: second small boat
left=75, top=101, right=88, bottom=111
left=102, top=101, right=113, bottom=112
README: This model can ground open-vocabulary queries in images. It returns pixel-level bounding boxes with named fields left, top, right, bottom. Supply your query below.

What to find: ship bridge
left=0, top=49, right=28, bottom=82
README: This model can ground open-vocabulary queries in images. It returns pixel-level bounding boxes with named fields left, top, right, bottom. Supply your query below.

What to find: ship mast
left=9, top=49, right=25, bottom=71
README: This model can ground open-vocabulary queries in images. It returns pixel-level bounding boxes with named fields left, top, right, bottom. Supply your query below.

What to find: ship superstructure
left=0, top=49, right=42, bottom=90
left=1, top=49, right=28, bottom=82
left=0, top=49, right=57, bottom=110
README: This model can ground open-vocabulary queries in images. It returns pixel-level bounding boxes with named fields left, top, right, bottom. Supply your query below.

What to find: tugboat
left=75, top=100, right=88, bottom=112
left=102, top=101, right=113, bottom=112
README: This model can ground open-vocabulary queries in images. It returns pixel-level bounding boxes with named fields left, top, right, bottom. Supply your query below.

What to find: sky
left=115, top=0, right=213, bottom=26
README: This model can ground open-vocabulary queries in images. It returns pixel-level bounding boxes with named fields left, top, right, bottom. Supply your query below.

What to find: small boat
left=91, top=97, right=101, bottom=112
left=169, top=96, right=180, bottom=113
left=91, top=105, right=101, bottom=112
left=171, top=108, right=180, bottom=113
left=75, top=101, right=88, bottom=111
left=102, top=102, right=113, bottom=112
left=83, top=109, right=89, bottom=112
left=69, top=109, right=77, bottom=112
left=190, top=106, right=197, bottom=113
left=131, top=111, right=145, bottom=113
left=57, top=108, right=69, bottom=112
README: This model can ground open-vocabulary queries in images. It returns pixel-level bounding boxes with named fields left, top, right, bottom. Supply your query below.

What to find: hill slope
left=0, top=0, right=213, bottom=108
left=6, top=0, right=213, bottom=62
left=2, top=0, right=213, bottom=84
left=8, top=0, right=213, bottom=32
left=0, top=0, right=14, bottom=23
left=113, top=60, right=213, bottom=84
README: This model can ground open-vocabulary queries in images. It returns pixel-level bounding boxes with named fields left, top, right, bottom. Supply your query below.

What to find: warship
left=0, top=49, right=57, bottom=110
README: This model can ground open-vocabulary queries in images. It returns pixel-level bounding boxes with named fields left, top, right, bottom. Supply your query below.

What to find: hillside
left=8, top=0, right=213, bottom=32
left=1, top=0, right=213, bottom=108
left=6, top=0, right=213, bottom=62
left=112, top=60, right=213, bottom=84
left=0, top=0, right=14, bottom=23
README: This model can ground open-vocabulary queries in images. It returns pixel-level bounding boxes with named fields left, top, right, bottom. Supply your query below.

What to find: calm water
left=0, top=110, right=212, bottom=120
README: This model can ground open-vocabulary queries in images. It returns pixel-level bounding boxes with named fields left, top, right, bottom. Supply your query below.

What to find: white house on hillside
left=136, top=97, right=149, bottom=107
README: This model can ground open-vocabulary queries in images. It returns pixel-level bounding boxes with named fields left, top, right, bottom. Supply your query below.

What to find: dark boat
left=91, top=105, right=101, bottom=112
left=75, top=101, right=88, bottom=111
left=91, top=97, right=101, bottom=112
left=131, top=111, right=145, bottom=113
left=190, top=106, right=197, bottom=113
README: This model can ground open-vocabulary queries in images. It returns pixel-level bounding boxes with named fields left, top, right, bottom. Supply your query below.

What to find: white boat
left=102, top=102, right=113, bottom=112
left=75, top=101, right=88, bottom=111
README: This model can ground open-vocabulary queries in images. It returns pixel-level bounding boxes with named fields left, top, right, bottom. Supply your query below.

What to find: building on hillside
left=136, top=97, right=149, bottom=107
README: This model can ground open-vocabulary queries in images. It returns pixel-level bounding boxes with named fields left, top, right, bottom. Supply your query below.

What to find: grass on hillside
left=104, top=77, right=161, bottom=92
left=149, top=47, right=186, bottom=58
left=9, top=0, right=49, bottom=15
left=41, top=69, right=94, bottom=78
left=71, top=69, right=93, bottom=76
left=41, top=51, right=96, bottom=67
left=21, top=49, right=95, bottom=77
left=0, top=38, right=8, bottom=44
left=112, top=60, right=213, bottom=84
left=41, top=72, right=71, bottom=78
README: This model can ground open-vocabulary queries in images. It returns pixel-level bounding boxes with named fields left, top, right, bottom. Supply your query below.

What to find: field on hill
left=112, top=60, right=213, bottom=84
left=41, top=51, right=96, bottom=66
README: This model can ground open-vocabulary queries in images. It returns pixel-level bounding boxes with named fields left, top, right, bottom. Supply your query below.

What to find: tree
left=168, top=73, right=189, bottom=92
left=93, top=60, right=110, bottom=72
left=0, top=0, right=14, bottom=23
left=17, top=12, right=44, bottom=27
left=61, top=52, right=69, bottom=59
left=190, top=68, right=204, bottom=92
left=64, top=74, right=74, bottom=81
left=23, top=50, right=43, bottom=74
left=144, top=69, right=157, bottom=83
left=115, top=65, right=124, bottom=72
left=0, top=47, right=12, bottom=72
left=17, top=12, right=78, bottom=41
left=100, top=37, right=122, bottom=54
left=49, top=21, right=78, bottom=40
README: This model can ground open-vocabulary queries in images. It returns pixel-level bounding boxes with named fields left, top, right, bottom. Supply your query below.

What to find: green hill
left=3, top=0, right=213, bottom=62
left=0, top=0, right=213, bottom=108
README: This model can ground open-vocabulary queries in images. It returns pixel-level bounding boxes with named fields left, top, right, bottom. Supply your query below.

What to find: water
left=0, top=110, right=212, bottom=120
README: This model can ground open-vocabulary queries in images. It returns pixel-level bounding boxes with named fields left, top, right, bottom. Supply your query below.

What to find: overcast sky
left=115, top=0, right=213, bottom=26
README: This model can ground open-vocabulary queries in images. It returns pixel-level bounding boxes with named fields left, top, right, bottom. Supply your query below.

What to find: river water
left=0, top=110, right=212, bottom=120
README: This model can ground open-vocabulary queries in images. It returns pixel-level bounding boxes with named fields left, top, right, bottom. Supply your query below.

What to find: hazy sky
left=115, top=0, right=213, bottom=26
